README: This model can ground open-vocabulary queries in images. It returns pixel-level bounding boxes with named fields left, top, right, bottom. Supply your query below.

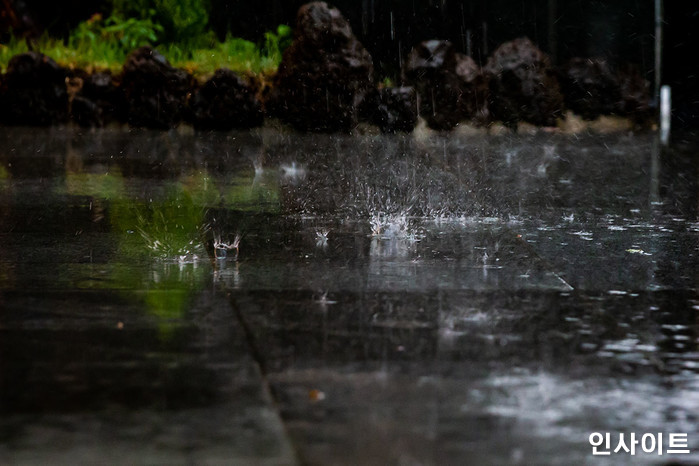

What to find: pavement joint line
left=229, top=291, right=303, bottom=466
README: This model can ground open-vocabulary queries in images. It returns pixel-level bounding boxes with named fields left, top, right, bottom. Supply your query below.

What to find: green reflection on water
left=0, top=164, right=9, bottom=195
left=64, top=171, right=126, bottom=199
left=223, top=171, right=280, bottom=212
left=57, top=167, right=210, bottom=339
left=135, top=190, right=207, bottom=259
left=0, top=164, right=11, bottom=286
left=110, top=178, right=209, bottom=340
left=56, top=161, right=281, bottom=339
left=144, top=262, right=207, bottom=341
left=181, top=171, right=221, bottom=207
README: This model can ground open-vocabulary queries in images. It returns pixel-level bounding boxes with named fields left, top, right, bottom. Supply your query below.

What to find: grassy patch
left=162, top=36, right=281, bottom=77
left=0, top=15, right=291, bottom=77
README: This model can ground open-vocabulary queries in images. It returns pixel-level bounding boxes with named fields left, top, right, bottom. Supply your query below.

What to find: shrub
left=111, top=0, right=210, bottom=45
left=70, top=13, right=163, bottom=53
left=262, top=24, right=292, bottom=64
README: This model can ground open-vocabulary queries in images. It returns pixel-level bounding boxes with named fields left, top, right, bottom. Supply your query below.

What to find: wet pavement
left=0, top=126, right=697, bottom=465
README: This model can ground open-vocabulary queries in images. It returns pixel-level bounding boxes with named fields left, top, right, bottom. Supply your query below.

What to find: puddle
left=0, top=127, right=697, bottom=464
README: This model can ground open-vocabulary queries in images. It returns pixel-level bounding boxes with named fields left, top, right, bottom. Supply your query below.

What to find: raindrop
left=482, top=21, right=488, bottom=56
left=362, top=0, right=369, bottom=35
left=466, top=29, right=472, bottom=57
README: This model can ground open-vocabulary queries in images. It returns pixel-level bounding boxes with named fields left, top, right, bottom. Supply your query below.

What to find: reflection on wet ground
left=0, top=127, right=697, bottom=464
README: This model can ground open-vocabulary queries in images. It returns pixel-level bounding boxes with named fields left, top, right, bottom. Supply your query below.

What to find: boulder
left=484, top=37, right=563, bottom=127
left=71, top=71, right=123, bottom=127
left=189, top=69, right=264, bottom=131
left=455, top=53, right=489, bottom=124
left=368, top=86, right=418, bottom=133
left=559, top=58, right=621, bottom=120
left=120, top=46, right=192, bottom=129
left=0, top=52, right=68, bottom=125
left=616, top=64, right=651, bottom=122
left=268, top=2, right=374, bottom=132
left=403, top=40, right=487, bottom=130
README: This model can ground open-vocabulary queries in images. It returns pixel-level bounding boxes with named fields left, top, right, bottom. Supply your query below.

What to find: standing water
left=0, top=126, right=697, bottom=464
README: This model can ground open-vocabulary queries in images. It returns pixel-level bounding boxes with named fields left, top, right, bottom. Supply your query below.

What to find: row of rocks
left=269, top=2, right=650, bottom=132
left=0, top=48, right=264, bottom=130
left=0, top=2, right=650, bottom=133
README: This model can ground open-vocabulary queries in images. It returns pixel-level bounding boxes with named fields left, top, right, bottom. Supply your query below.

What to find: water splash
left=280, top=162, right=306, bottom=183
left=315, top=228, right=330, bottom=248
left=136, top=217, right=207, bottom=264
left=213, top=231, right=241, bottom=260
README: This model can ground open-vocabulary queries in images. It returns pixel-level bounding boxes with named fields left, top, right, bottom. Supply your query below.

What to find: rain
left=0, top=1, right=697, bottom=465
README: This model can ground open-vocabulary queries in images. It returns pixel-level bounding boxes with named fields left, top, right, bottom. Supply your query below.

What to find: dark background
left=2, top=0, right=698, bottom=126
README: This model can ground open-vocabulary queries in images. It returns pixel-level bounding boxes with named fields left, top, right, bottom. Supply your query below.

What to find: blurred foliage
left=111, top=0, right=210, bottom=45
left=154, top=0, right=210, bottom=44
left=262, top=24, right=292, bottom=64
left=71, top=13, right=163, bottom=52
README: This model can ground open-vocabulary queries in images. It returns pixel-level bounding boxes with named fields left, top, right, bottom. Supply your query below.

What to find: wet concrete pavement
left=0, top=127, right=697, bottom=464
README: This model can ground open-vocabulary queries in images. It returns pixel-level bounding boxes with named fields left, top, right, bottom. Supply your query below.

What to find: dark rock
left=268, top=2, right=374, bottom=132
left=189, top=69, right=264, bottom=131
left=70, top=95, right=100, bottom=127
left=120, top=46, right=192, bottom=129
left=0, top=52, right=68, bottom=126
left=484, top=37, right=563, bottom=127
left=71, top=72, right=123, bottom=127
left=616, top=64, right=651, bottom=122
left=366, top=86, right=418, bottom=133
left=402, top=40, right=487, bottom=130
left=455, top=53, right=490, bottom=124
left=559, top=58, right=621, bottom=120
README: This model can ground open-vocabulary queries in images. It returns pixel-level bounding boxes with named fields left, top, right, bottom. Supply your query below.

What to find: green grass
left=0, top=17, right=290, bottom=78
left=0, top=33, right=134, bottom=74
left=0, top=35, right=32, bottom=71
left=162, top=36, right=281, bottom=76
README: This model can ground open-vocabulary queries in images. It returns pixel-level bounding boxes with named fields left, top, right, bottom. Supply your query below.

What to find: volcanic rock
left=558, top=58, right=621, bottom=120
left=484, top=37, right=563, bottom=127
left=120, top=46, right=192, bottom=129
left=71, top=72, right=123, bottom=127
left=617, top=64, right=651, bottom=122
left=362, top=86, right=418, bottom=133
left=268, top=2, right=374, bottom=132
left=403, top=40, right=487, bottom=130
left=189, top=69, right=263, bottom=131
left=0, top=52, right=68, bottom=125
